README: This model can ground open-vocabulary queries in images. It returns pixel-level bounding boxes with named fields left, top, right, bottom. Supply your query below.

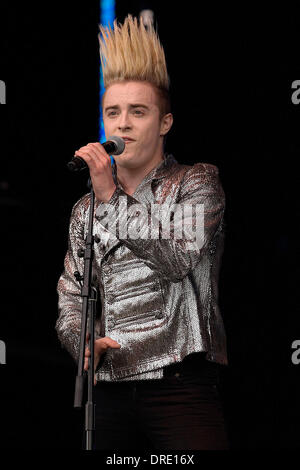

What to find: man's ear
left=160, top=113, right=173, bottom=136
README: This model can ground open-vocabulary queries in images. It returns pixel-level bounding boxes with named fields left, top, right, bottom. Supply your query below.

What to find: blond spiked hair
left=98, top=15, right=170, bottom=92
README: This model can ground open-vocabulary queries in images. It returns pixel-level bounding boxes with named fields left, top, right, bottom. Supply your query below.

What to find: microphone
left=67, top=135, right=125, bottom=172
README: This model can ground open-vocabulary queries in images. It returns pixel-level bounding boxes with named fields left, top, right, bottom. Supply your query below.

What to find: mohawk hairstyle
left=98, top=14, right=170, bottom=92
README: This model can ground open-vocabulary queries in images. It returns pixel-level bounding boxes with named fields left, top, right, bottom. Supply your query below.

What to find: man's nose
left=117, top=111, right=131, bottom=131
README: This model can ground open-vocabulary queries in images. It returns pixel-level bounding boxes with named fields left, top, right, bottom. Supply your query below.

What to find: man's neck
left=116, top=154, right=164, bottom=196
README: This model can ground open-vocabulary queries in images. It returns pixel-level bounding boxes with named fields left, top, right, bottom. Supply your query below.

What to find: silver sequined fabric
left=56, top=154, right=228, bottom=381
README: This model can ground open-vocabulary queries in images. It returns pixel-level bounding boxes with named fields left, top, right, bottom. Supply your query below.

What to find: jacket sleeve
left=95, top=163, right=225, bottom=282
left=56, top=197, right=87, bottom=362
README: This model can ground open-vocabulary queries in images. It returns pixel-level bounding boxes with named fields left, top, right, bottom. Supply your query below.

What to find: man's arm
left=56, top=195, right=121, bottom=369
left=56, top=198, right=86, bottom=361
left=95, top=163, right=225, bottom=282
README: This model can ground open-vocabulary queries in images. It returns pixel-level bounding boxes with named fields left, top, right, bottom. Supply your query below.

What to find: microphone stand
left=73, top=178, right=99, bottom=450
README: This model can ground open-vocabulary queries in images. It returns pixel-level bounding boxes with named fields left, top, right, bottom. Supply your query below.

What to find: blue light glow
left=99, top=0, right=115, bottom=164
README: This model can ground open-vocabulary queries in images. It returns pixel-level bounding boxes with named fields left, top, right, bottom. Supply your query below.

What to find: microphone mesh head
left=108, top=135, right=125, bottom=155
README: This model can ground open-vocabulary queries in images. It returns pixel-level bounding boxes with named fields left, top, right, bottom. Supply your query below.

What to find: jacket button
left=155, top=312, right=164, bottom=319
left=107, top=319, right=116, bottom=329
left=106, top=294, right=115, bottom=303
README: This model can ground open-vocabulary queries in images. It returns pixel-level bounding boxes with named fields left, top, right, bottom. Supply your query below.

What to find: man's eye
left=108, top=111, right=117, bottom=117
left=133, top=110, right=144, bottom=115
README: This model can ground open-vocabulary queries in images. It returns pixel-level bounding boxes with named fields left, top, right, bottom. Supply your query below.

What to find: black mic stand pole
left=73, top=178, right=99, bottom=450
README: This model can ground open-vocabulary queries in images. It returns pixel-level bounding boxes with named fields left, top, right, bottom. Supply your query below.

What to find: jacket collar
left=112, top=153, right=178, bottom=189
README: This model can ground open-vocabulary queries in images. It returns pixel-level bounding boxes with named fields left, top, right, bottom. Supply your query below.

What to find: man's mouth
left=122, top=137, right=135, bottom=143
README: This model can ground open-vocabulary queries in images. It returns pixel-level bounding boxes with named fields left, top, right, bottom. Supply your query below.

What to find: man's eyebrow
left=104, top=103, right=150, bottom=111
left=129, top=104, right=150, bottom=109
left=104, top=105, right=119, bottom=112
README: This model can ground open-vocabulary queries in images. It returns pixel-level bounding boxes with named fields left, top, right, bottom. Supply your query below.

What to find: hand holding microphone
left=67, top=136, right=125, bottom=171
left=68, top=136, right=125, bottom=203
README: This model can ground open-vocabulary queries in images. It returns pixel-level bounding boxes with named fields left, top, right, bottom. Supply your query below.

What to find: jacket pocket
left=114, top=309, right=163, bottom=329
left=105, top=259, right=166, bottom=329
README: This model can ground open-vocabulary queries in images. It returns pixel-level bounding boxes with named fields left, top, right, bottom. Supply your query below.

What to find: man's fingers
left=103, top=337, right=121, bottom=347
left=96, top=337, right=121, bottom=352
left=87, top=142, right=111, bottom=159
left=75, top=143, right=110, bottom=163
left=75, top=147, right=98, bottom=161
left=86, top=338, right=120, bottom=356
left=84, top=337, right=120, bottom=374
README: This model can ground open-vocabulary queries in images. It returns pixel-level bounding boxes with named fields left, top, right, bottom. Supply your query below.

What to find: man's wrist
left=96, top=185, right=117, bottom=203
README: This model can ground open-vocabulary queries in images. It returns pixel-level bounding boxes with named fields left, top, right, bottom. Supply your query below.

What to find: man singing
left=56, top=14, right=229, bottom=450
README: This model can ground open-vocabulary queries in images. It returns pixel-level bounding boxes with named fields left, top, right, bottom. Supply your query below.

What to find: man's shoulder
left=176, top=161, right=219, bottom=175
left=164, top=155, right=219, bottom=181
left=170, top=161, right=220, bottom=187
left=171, top=161, right=224, bottom=199
left=156, top=159, right=222, bottom=202
left=194, top=162, right=219, bottom=174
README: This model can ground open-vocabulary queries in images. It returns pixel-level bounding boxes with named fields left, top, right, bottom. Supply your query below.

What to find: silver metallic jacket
left=56, top=153, right=228, bottom=381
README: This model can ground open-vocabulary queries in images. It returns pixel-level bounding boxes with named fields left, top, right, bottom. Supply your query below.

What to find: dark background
left=0, top=1, right=299, bottom=449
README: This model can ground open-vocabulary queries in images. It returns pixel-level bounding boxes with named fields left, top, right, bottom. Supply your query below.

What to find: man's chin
left=114, top=152, right=139, bottom=168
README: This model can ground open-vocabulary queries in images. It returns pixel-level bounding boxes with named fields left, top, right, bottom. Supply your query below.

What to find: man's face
left=103, top=81, right=172, bottom=170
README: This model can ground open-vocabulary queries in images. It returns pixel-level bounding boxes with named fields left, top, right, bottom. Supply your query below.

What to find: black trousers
left=93, top=353, right=230, bottom=450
